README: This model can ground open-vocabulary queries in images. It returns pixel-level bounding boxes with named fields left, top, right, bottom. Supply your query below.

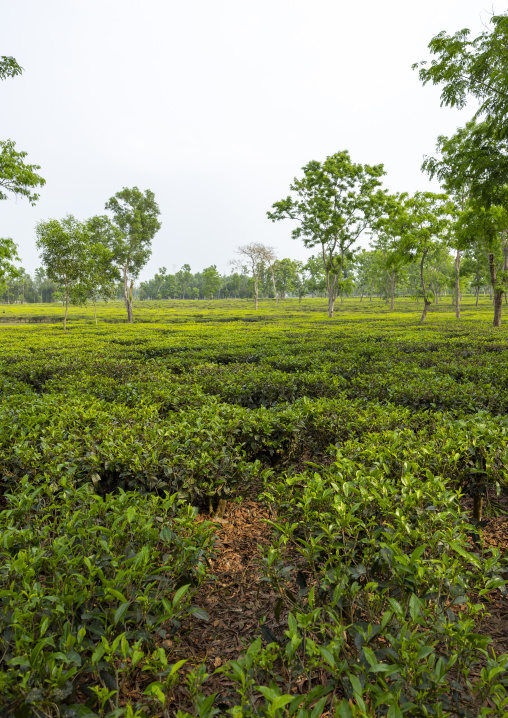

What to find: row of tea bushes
left=1, top=386, right=506, bottom=503
left=156, top=457, right=508, bottom=718
left=0, top=478, right=214, bottom=717
left=238, top=460, right=508, bottom=717
left=3, top=469, right=505, bottom=717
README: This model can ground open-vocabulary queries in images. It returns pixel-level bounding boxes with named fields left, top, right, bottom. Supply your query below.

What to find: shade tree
left=35, top=216, right=91, bottom=330
left=104, top=187, right=161, bottom=323
left=274, top=258, right=299, bottom=300
left=414, top=11, right=508, bottom=208
left=267, top=151, right=386, bottom=317
left=1, top=60, right=45, bottom=205
left=397, top=192, right=455, bottom=322
left=456, top=201, right=508, bottom=326
left=232, top=243, right=269, bottom=309
left=202, top=265, right=222, bottom=299
left=370, top=193, right=414, bottom=310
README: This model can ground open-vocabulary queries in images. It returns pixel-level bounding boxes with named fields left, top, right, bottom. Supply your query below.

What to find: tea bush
left=0, top=478, right=214, bottom=717
left=0, top=297, right=507, bottom=716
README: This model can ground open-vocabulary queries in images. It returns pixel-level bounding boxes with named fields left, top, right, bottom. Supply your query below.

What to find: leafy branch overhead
left=0, top=55, right=23, bottom=81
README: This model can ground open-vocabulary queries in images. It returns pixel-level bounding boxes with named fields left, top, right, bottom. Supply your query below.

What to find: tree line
left=2, top=10, right=508, bottom=326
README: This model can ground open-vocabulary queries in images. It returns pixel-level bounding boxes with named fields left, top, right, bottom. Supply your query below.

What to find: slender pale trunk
left=327, top=276, right=335, bottom=318
left=387, top=270, right=396, bottom=310
left=254, top=276, right=259, bottom=309
left=454, top=250, right=461, bottom=319
left=93, top=299, right=98, bottom=326
left=270, top=267, right=279, bottom=305
left=63, top=287, right=69, bottom=331
left=476, top=286, right=480, bottom=306
left=123, top=268, right=134, bottom=323
left=323, top=246, right=343, bottom=319
left=419, top=249, right=431, bottom=323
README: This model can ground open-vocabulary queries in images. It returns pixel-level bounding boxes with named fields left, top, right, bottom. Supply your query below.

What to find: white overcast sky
left=0, top=0, right=499, bottom=279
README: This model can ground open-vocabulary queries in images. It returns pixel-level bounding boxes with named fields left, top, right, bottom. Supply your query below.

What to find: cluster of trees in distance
left=1, top=11, right=508, bottom=326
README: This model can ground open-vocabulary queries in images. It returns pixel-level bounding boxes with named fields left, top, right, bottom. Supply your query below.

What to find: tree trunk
left=489, top=252, right=504, bottom=328
left=63, top=288, right=69, bottom=331
left=93, top=300, right=98, bottom=326
left=123, top=268, right=133, bottom=323
left=388, top=271, right=396, bottom=310
left=270, top=268, right=279, bottom=305
left=419, top=249, right=431, bottom=323
left=454, top=250, right=461, bottom=319
left=254, top=277, right=259, bottom=309
left=432, top=281, right=439, bottom=305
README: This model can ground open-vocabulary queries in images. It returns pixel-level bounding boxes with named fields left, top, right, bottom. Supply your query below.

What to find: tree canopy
left=104, top=187, right=161, bottom=323
left=267, top=151, right=385, bottom=317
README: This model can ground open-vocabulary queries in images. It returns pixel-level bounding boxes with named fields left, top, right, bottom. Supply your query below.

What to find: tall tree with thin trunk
left=397, top=192, right=454, bottom=323
left=35, top=216, right=90, bottom=330
left=422, top=125, right=478, bottom=319
left=232, top=243, right=267, bottom=309
left=104, top=187, right=161, bottom=323
left=259, top=246, right=279, bottom=304
left=267, top=151, right=385, bottom=318
left=456, top=203, right=508, bottom=327
left=370, top=194, right=413, bottom=311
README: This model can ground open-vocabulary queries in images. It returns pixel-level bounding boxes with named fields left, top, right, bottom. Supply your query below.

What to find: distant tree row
left=3, top=11, right=508, bottom=327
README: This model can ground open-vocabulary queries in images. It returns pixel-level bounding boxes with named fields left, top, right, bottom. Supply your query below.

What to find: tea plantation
left=1, top=297, right=507, bottom=718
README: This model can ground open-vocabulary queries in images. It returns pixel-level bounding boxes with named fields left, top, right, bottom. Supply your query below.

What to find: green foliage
left=414, top=12, right=508, bottom=136
left=257, top=462, right=508, bottom=715
left=103, top=187, right=161, bottom=322
left=201, top=265, right=222, bottom=300
left=0, top=301, right=507, bottom=715
left=0, top=236, right=20, bottom=287
left=0, top=477, right=214, bottom=716
left=416, top=13, right=508, bottom=206
left=267, top=151, right=386, bottom=315
left=0, top=139, right=45, bottom=205
left=0, top=55, right=23, bottom=80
